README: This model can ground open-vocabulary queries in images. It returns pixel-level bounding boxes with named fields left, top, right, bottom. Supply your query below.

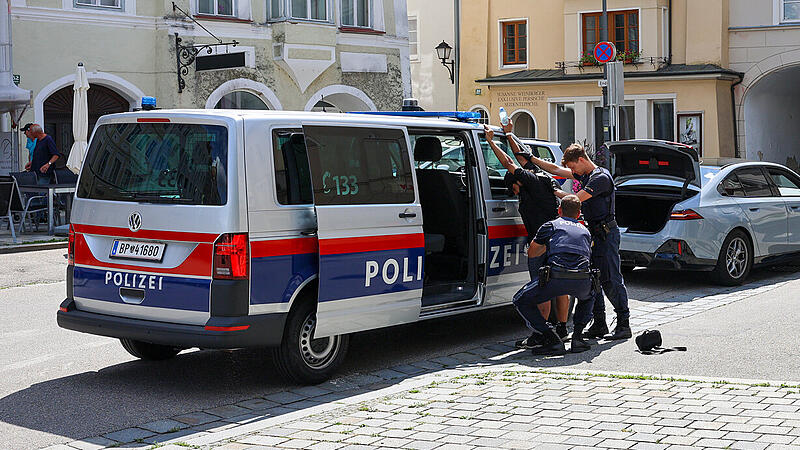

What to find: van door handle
left=399, top=212, right=417, bottom=218
left=791, top=205, right=800, bottom=211
left=492, top=207, right=506, bottom=212
left=300, top=230, right=317, bottom=236
left=119, top=288, right=145, bottom=305
left=749, top=207, right=760, bottom=212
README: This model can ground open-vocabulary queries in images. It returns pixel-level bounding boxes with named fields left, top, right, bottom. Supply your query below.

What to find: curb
left=0, top=241, right=68, bottom=254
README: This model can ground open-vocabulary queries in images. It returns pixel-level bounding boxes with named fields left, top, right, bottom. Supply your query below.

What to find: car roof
left=97, top=109, right=487, bottom=131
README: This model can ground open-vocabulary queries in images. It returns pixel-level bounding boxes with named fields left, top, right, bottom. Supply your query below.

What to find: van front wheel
left=273, top=301, right=349, bottom=384
left=120, top=339, right=182, bottom=361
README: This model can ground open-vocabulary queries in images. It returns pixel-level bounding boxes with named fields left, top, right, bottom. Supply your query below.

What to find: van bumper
left=57, top=299, right=287, bottom=349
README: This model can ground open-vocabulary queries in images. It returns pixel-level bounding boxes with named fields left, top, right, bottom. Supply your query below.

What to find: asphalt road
left=1, top=249, right=798, bottom=449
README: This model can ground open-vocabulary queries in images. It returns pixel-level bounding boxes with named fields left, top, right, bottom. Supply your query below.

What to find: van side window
left=273, top=129, right=313, bottom=205
left=478, top=133, right=515, bottom=199
left=410, top=135, right=465, bottom=172
left=304, top=126, right=415, bottom=205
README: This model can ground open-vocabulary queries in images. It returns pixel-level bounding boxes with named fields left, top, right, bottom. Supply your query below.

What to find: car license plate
left=109, top=240, right=166, bottom=262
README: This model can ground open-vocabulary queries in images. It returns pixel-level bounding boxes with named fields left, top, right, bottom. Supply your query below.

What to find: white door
left=302, top=124, right=424, bottom=338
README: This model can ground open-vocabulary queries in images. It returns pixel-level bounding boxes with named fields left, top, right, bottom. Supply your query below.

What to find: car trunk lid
left=608, top=140, right=701, bottom=195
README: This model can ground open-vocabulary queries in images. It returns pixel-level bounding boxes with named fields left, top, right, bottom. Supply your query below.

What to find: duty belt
left=539, top=266, right=601, bottom=292
left=589, top=218, right=617, bottom=240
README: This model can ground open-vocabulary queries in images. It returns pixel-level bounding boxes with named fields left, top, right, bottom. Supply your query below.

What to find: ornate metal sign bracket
left=171, top=2, right=239, bottom=93
left=175, top=33, right=238, bottom=93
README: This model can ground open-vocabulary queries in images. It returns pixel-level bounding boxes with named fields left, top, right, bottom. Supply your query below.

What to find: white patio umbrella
left=66, top=63, right=89, bottom=174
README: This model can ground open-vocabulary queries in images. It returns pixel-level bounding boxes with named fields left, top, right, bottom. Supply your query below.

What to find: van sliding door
left=302, top=125, right=424, bottom=338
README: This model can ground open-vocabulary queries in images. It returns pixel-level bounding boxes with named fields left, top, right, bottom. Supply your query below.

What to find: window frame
left=74, top=0, right=123, bottom=9
left=470, top=107, right=489, bottom=125
left=500, top=19, right=528, bottom=67
left=198, top=0, right=236, bottom=17
left=581, top=9, right=640, bottom=58
left=340, top=0, right=372, bottom=29
left=408, top=16, right=419, bottom=61
left=782, top=0, right=800, bottom=23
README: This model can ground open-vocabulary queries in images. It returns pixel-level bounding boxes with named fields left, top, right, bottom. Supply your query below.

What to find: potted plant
left=616, top=49, right=642, bottom=64
left=580, top=51, right=599, bottom=66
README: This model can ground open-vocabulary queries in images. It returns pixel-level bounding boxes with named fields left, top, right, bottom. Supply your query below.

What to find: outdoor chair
left=53, top=168, right=78, bottom=185
left=9, top=173, right=51, bottom=232
left=0, top=177, right=26, bottom=243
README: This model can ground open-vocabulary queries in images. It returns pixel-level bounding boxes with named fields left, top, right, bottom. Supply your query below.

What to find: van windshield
left=77, top=123, right=228, bottom=205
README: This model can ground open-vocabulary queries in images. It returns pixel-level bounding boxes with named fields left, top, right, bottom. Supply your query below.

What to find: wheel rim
left=725, top=237, right=748, bottom=279
left=298, top=313, right=340, bottom=370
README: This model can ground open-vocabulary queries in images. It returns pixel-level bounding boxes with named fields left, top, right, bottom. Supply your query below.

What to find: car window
left=767, top=168, right=800, bottom=197
left=736, top=167, right=773, bottom=198
left=479, top=134, right=516, bottom=200
left=717, top=173, right=745, bottom=197
left=410, top=135, right=465, bottom=172
left=530, top=145, right=555, bottom=163
left=273, top=129, right=313, bottom=205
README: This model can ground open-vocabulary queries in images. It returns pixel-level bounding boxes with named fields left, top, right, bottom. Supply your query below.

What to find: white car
left=520, top=138, right=570, bottom=189
left=608, top=139, right=800, bottom=285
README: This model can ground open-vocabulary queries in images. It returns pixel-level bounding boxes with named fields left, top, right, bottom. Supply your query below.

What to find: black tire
left=120, top=338, right=182, bottom=361
left=272, top=299, right=349, bottom=385
left=621, top=265, right=635, bottom=274
left=713, top=229, right=753, bottom=286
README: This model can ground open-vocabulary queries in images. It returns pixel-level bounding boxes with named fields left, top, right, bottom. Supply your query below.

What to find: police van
left=57, top=110, right=533, bottom=384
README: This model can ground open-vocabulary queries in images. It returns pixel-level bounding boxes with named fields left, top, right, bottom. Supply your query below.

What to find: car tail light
left=213, top=233, right=249, bottom=279
left=670, top=209, right=703, bottom=220
left=68, top=224, right=75, bottom=266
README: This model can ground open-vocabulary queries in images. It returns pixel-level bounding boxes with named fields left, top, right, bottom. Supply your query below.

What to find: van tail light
left=670, top=209, right=703, bottom=220
left=67, top=224, right=75, bottom=266
left=213, top=233, right=249, bottom=279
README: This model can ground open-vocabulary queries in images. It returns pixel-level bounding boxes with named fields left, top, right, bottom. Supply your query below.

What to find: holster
left=538, top=265, right=551, bottom=286
left=591, top=268, right=601, bottom=292
left=590, top=219, right=617, bottom=242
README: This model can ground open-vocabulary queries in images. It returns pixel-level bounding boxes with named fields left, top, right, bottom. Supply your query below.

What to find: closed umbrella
left=66, top=63, right=89, bottom=174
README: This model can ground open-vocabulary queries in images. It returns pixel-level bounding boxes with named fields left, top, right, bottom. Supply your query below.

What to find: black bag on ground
left=635, top=329, right=687, bottom=355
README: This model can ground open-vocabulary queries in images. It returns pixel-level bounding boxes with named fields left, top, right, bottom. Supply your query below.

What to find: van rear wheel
left=120, top=338, right=182, bottom=361
left=273, top=300, right=349, bottom=385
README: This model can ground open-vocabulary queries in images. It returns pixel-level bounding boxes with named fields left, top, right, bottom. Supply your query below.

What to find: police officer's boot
left=570, top=323, right=591, bottom=353
left=583, top=312, right=609, bottom=339
left=607, top=316, right=632, bottom=340
left=555, top=322, right=569, bottom=341
left=530, top=328, right=567, bottom=356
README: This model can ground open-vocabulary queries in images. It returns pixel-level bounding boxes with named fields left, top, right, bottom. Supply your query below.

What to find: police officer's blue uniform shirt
left=534, top=217, right=591, bottom=270
left=577, top=167, right=615, bottom=223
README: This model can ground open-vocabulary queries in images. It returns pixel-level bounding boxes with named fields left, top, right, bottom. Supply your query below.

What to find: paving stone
left=101, top=427, right=154, bottom=443
left=263, top=391, right=308, bottom=404
left=173, top=411, right=221, bottom=426
left=65, top=436, right=118, bottom=450
left=138, top=418, right=189, bottom=434
left=236, top=435, right=290, bottom=446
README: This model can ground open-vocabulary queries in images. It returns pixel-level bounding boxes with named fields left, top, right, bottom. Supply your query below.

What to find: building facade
left=458, top=0, right=741, bottom=160
left=406, top=0, right=457, bottom=111
left=730, top=0, right=800, bottom=171
left=10, top=0, right=410, bottom=167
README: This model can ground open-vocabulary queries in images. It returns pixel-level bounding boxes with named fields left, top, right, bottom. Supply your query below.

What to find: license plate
left=110, top=240, right=166, bottom=262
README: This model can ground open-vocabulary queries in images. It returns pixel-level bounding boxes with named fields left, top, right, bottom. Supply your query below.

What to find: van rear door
left=70, top=117, right=242, bottom=326
left=301, top=124, right=423, bottom=338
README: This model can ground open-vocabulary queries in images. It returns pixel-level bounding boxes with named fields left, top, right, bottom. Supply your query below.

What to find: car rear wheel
left=120, top=339, right=182, bottom=361
left=273, top=299, right=349, bottom=385
left=714, top=230, right=752, bottom=286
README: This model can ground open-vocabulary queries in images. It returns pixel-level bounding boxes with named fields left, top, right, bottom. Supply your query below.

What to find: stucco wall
left=407, top=0, right=456, bottom=111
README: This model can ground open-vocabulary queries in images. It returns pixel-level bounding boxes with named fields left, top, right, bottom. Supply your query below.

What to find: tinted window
left=303, top=126, right=415, bottom=205
left=273, top=129, right=313, bottom=205
left=531, top=145, right=555, bottom=163
left=717, top=173, right=745, bottom=197
left=77, top=123, right=227, bottom=205
left=736, top=167, right=773, bottom=198
left=479, top=134, right=516, bottom=199
left=767, top=168, right=800, bottom=197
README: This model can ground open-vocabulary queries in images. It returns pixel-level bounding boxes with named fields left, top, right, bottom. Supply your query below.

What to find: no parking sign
left=594, top=41, right=617, bottom=64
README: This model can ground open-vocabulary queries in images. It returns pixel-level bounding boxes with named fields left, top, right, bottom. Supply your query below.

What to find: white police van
left=57, top=110, right=533, bottom=384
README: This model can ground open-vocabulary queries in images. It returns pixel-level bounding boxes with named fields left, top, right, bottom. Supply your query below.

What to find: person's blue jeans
left=513, top=277, right=594, bottom=335
left=590, top=226, right=630, bottom=320
left=36, top=174, right=52, bottom=185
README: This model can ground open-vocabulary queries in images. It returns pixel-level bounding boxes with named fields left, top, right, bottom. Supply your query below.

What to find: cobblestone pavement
left=42, top=271, right=800, bottom=450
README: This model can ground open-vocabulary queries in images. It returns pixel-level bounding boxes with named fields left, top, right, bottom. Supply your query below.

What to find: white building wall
left=407, top=0, right=456, bottom=111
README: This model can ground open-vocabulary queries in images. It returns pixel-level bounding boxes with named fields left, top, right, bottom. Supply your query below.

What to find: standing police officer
left=527, top=143, right=632, bottom=340
left=483, top=125, right=571, bottom=344
left=512, top=195, right=597, bottom=355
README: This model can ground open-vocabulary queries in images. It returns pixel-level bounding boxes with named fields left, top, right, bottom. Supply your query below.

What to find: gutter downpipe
left=731, top=76, right=743, bottom=158
left=454, top=0, right=460, bottom=110
left=668, top=0, right=672, bottom=64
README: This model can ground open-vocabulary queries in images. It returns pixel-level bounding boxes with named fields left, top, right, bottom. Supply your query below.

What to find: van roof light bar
left=349, top=111, right=482, bottom=122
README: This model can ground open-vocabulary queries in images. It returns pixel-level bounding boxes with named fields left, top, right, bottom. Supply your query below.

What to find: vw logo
left=128, top=211, right=142, bottom=232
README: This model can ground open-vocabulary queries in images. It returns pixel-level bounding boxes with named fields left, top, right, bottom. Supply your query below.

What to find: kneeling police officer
left=512, top=195, right=599, bottom=355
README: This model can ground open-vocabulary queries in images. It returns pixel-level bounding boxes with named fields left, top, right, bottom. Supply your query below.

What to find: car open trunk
left=616, top=186, right=690, bottom=233
left=608, top=140, right=701, bottom=234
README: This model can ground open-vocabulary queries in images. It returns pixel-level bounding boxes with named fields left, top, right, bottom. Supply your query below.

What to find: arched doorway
left=511, top=110, right=536, bottom=138
left=743, top=64, right=800, bottom=171
left=304, top=85, right=377, bottom=112
left=311, top=100, right=342, bottom=113
left=214, top=91, right=270, bottom=109
left=43, top=84, right=129, bottom=157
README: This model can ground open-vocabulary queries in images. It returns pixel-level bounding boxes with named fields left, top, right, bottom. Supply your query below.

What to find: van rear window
left=77, top=123, right=228, bottom=205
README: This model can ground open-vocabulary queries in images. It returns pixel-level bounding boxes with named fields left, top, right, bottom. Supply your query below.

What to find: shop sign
left=495, top=90, right=546, bottom=109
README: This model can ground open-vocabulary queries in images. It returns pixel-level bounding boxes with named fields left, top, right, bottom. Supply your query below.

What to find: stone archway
left=510, top=109, right=537, bottom=138
left=43, top=84, right=129, bottom=159
left=303, top=85, right=377, bottom=112
left=735, top=49, right=800, bottom=170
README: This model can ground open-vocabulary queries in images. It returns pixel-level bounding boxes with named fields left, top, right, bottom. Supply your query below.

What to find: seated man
left=512, top=195, right=597, bottom=356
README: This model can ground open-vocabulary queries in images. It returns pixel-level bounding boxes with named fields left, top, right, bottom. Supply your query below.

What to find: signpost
left=593, top=40, right=625, bottom=143
left=594, top=41, right=616, bottom=64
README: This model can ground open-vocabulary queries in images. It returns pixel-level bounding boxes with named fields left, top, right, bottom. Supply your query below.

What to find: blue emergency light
left=350, top=111, right=482, bottom=122
left=141, top=96, right=157, bottom=110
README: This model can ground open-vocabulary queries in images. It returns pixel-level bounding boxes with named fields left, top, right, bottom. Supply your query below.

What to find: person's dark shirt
left=513, top=167, right=559, bottom=243
left=534, top=217, right=591, bottom=270
left=31, top=135, right=59, bottom=177
left=576, top=167, right=615, bottom=224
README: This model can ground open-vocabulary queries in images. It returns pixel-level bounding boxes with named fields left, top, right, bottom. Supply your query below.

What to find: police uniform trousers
left=590, top=226, right=630, bottom=320
left=513, top=276, right=594, bottom=336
